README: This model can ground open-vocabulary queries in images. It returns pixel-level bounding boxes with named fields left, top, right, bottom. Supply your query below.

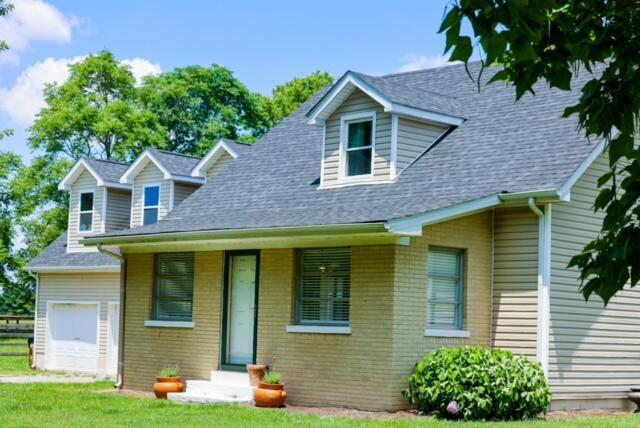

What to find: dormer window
left=340, top=112, right=375, bottom=179
left=78, top=192, right=94, bottom=232
left=143, top=185, right=160, bottom=225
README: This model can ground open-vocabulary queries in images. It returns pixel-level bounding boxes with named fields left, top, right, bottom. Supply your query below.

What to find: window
left=297, top=248, right=351, bottom=326
left=427, top=248, right=464, bottom=330
left=154, top=253, right=195, bottom=321
left=341, top=113, right=374, bottom=178
left=78, top=192, right=94, bottom=232
left=143, top=185, right=160, bottom=225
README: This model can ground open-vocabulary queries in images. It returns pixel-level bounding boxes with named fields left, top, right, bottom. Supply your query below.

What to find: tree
left=263, top=71, right=334, bottom=126
left=138, top=65, right=268, bottom=156
left=439, top=0, right=640, bottom=304
left=29, top=50, right=164, bottom=161
left=0, top=1, right=13, bottom=140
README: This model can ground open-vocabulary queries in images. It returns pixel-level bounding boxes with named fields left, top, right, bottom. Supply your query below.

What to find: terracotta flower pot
left=246, top=364, right=267, bottom=386
left=255, top=382, right=287, bottom=407
left=153, top=376, right=185, bottom=399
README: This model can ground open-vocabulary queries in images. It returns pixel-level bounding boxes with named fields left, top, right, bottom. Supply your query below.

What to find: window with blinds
left=427, top=248, right=464, bottom=330
left=154, top=253, right=195, bottom=321
left=297, top=248, right=351, bottom=326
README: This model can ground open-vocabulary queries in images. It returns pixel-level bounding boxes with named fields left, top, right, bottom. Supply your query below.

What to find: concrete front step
left=167, top=371, right=255, bottom=405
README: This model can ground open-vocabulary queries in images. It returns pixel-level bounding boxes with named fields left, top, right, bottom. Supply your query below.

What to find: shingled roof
left=86, top=62, right=602, bottom=240
left=27, top=233, right=120, bottom=270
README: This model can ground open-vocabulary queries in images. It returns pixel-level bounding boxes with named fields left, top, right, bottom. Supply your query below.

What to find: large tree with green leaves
left=439, top=0, right=640, bottom=304
left=137, top=65, right=269, bottom=156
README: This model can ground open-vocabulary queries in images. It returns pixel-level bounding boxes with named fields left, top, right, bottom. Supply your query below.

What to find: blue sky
left=0, top=0, right=455, bottom=160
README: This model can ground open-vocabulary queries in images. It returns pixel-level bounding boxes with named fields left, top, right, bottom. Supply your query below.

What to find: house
left=26, top=140, right=251, bottom=377
left=30, top=62, right=639, bottom=411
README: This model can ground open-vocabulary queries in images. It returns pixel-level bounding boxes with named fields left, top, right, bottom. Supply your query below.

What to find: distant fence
left=0, top=315, right=34, bottom=358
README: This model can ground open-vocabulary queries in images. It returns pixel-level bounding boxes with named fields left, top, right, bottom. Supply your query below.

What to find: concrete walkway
left=0, top=375, right=96, bottom=384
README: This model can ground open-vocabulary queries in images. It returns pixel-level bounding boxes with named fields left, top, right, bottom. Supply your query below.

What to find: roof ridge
left=150, top=148, right=202, bottom=160
left=221, top=138, right=252, bottom=147
left=83, top=156, right=131, bottom=166
left=378, top=59, right=480, bottom=79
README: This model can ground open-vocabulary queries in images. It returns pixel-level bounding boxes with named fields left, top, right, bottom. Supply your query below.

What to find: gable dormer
left=58, top=158, right=132, bottom=253
left=307, top=71, right=465, bottom=188
left=191, top=138, right=253, bottom=181
left=120, top=149, right=204, bottom=227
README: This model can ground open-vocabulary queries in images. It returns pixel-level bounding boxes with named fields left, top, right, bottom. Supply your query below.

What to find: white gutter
left=528, top=197, right=551, bottom=376
left=97, top=244, right=126, bottom=389
left=26, top=270, right=39, bottom=369
left=26, top=266, right=121, bottom=273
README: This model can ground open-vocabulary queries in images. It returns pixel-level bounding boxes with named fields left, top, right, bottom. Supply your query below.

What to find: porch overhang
left=82, top=222, right=409, bottom=253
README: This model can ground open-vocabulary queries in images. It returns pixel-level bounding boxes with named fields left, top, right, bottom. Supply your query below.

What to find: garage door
left=49, top=303, right=99, bottom=373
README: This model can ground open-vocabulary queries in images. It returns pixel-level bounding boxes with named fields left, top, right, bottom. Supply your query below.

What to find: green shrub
left=403, top=346, right=551, bottom=421
left=159, top=368, right=181, bottom=378
left=262, top=372, right=282, bottom=384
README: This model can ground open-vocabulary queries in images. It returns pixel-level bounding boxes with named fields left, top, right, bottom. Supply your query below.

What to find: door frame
left=221, top=250, right=260, bottom=370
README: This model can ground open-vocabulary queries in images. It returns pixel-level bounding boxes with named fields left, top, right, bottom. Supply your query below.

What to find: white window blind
left=427, top=248, right=464, bottom=330
left=297, top=248, right=351, bottom=325
left=154, top=253, right=195, bottom=321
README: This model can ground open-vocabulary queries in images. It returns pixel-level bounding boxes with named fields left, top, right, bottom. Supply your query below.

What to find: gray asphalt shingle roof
left=147, top=149, right=202, bottom=177
left=94, top=62, right=600, bottom=239
left=83, top=157, right=130, bottom=183
left=27, top=233, right=120, bottom=268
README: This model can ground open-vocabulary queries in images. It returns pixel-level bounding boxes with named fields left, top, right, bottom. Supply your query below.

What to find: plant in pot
left=246, top=364, right=267, bottom=386
left=153, top=367, right=185, bottom=399
left=255, top=372, right=287, bottom=407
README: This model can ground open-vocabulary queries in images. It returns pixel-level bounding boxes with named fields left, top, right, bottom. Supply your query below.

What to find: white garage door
left=49, top=303, right=99, bottom=373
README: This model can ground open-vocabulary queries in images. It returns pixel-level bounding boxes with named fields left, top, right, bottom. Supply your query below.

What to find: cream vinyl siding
left=206, top=152, right=234, bottom=180
left=491, top=207, right=538, bottom=359
left=396, top=117, right=448, bottom=172
left=549, top=151, right=640, bottom=401
left=105, top=189, right=131, bottom=232
left=33, top=272, right=120, bottom=376
left=67, top=170, right=104, bottom=252
left=323, top=89, right=391, bottom=186
left=130, top=163, right=170, bottom=227
left=173, top=183, right=199, bottom=208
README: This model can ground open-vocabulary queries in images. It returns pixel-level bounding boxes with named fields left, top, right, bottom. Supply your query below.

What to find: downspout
left=97, top=244, right=126, bottom=389
left=26, top=270, right=39, bottom=369
left=528, top=198, right=551, bottom=376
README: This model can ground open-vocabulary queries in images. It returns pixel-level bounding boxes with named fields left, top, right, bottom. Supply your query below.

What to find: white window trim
left=142, top=183, right=161, bottom=225
left=424, top=328, right=470, bottom=338
left=338, top=111, right=376, bottom=182
left=77, top=191, right=95, bottom=234
left=144, top=320, right=194, bottom=329
left=287, top=325, right=351, bottom=335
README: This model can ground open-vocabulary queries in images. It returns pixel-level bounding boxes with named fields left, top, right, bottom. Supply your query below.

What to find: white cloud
left=0, top=56, right=161, bottom=126
left=0, top=0, right=77, bottom=66
left=121, top=58, right=162, bottom=84
left=395, top=54, right=458, bottom=73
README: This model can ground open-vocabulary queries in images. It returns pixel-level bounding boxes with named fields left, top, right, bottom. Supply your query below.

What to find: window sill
left=144, top=320, right=194, bottom=329
left=286, top=325, right=351, bottom=335
left=425, top=329, right=470, bottom=338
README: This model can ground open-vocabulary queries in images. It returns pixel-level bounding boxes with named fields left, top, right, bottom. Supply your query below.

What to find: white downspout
left=26, top=270, right=39, bottom=369
left=528, top=197, right=551, bottom=376
left=97, top=244, right=126, bottom=389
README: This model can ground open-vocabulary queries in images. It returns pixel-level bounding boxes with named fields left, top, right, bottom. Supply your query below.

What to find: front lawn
left=0, top=382, right=637, bottom=427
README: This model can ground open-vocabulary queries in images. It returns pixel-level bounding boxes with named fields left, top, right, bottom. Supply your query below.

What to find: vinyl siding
left=130, top=163, right=170, bottom=227
left=33, top=272, right=120, bottom=376
left=206, top=152, right=234, bottom=180
left=67, top=170, right=104, bottom=252
left=391, top=212, right=493, bottom=408
left=105, top=189, right=131, bottom=232
left=173, top=183, right=199, bottom=208
left=323, top=89, right=391, bottom=186
left=549, top=151, right=640, bottom=401
left=492, top=207, right=539, bottom=359
left=396, top=117, right=447, bottom=172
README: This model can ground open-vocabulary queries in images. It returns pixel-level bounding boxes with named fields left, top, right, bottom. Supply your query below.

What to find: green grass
left=0, top=338, right=33, bottom=375
left=0, top=382, right=637, bottom=428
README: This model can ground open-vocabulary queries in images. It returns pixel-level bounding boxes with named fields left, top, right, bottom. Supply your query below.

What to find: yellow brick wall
left=122, top=251, right=223, bottom=390
left=390, top=212, right=493, bottom=408
left=256, top=247, right=397, bottom=411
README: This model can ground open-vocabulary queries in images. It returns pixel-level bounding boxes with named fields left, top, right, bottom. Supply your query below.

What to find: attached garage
left=47, top=303, right=100, bottom=373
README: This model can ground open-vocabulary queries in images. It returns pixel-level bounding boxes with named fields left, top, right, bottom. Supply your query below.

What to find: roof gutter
left=97, top=244, right=126, bottom=390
